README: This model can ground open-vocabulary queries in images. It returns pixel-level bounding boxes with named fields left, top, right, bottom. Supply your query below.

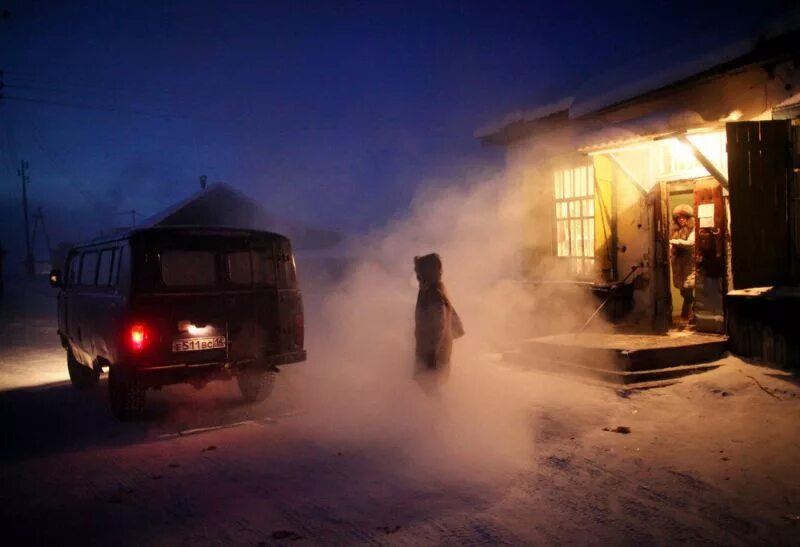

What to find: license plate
left=172, top=336, right=226, bottom=352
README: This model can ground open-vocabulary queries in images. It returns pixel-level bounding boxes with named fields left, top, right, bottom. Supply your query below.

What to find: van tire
left=67, top=350, right=99, bottom=389
left=237, top=370, right=276, bottom=403
left=108, top=367, right=146, bottom=420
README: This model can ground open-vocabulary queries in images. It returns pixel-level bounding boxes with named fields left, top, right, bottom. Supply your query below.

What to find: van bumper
left=262, top=350, right=307, bottom=366
left=129, top=350, right=307, bottom=387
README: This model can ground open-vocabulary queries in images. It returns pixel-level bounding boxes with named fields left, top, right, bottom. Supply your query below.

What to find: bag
left=450, top=307, right=465, bottom=339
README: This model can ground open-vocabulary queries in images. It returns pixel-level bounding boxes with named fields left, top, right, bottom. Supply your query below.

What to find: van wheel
left=67, top=350, right=99, bottom=389
left=237, top=370, right=276, bottom=403
left=108, top=367, right=146, bottom=420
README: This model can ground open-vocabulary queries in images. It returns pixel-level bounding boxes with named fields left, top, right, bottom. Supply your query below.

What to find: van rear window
left=161, top=251, right=216, bottom=286
left=226, top=250, right=276, bottom=286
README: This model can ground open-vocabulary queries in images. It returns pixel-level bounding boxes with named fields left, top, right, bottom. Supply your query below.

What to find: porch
left=518, top=331, right=728, bottom=385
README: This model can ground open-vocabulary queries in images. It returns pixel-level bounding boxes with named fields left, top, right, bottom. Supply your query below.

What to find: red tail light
left=294, top=313, right=304, bottom=348
left=130, top=324, right=148, bottom=351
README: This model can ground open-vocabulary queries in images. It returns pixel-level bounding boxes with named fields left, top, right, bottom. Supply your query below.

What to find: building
left=478, top=19, right=800, bottom=368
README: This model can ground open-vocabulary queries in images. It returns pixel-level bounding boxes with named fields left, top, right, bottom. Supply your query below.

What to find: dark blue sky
left=0, top=0, right=789, bottom=255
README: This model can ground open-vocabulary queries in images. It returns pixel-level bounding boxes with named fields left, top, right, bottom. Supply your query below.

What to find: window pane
left=554, top=172, right=562, bottom=199
left=588, top=167, right=595, bottom=195
left=80, top=252, right=98, bottom=285
left=253, top=250, right=276, bottom=286
left=227, top=251, right=251, bottom=284
left=68, top=254, right=80, bottom=285
left=564, top=170, right=573, bottom=198
left=109, top=249, right=120, bottom=287
left=570, top=220, right=581, bottom=256
left=557, top=220, right=569, bottom=257
left=583, top=219, right=595, bottom=257
left=569, top=200, right=580, bottom=218
left=161, top=251, right=216, bottom=287
left=576, top=167, right=586, bottom=197
left=97, top=250, right=114, bottom=286
left=582, top=198, right=594, bottom=217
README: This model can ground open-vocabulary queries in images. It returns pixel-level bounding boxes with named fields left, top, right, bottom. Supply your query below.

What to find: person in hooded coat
left=413, top=253, right=463, bottom=389
left=669, top=204, right=696, bottom=323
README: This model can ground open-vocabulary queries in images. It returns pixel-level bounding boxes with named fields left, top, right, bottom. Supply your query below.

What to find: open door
left=650, top=181, right=671, bottom=333
left=693, top=178, right=726, bottom=333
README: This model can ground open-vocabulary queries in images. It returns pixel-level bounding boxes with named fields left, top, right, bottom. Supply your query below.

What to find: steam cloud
left=289, top=168, right=602, bottom=482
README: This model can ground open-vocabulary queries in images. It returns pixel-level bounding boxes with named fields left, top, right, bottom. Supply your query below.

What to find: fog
left=289, top=168, right=604, bottom=483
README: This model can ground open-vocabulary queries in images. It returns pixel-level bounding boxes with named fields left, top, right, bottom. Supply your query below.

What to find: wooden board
left=726, top=120, right=793, bottom=288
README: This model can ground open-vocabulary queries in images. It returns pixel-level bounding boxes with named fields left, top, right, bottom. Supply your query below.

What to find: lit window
left=554, top=165, right=595, bottom=276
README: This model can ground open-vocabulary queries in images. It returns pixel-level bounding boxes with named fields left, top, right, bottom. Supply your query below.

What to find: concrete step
left=503, top=352, right=725, bottom=386
left=521, top=332, right=728, bottom=373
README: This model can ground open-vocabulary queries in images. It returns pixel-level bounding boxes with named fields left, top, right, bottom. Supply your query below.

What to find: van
left=49, top=227, right=306, bottom=419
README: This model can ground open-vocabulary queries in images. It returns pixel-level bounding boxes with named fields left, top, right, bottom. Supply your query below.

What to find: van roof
left=73, top=225, right=290, bottom=250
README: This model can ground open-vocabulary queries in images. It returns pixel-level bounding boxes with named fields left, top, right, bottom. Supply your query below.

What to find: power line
left=30, top=128, right=96, bottom=208
left=3, top=94, right=175, bottom=119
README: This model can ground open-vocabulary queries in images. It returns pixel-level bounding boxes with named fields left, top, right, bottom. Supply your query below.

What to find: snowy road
left=1, top=331, right=799, bottom=545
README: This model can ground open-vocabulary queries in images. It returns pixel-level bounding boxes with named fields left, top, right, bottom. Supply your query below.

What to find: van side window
left=117, top=245, right=130, bottom=292
left=79, top=252, right=99, bottom=285
left=68, top=253, right=80, bottom=285
left=97, top=249, right=115, bottom=286
left=110, top=248, right=121, bottom=286
left=161, top=250, right=216, bottom=287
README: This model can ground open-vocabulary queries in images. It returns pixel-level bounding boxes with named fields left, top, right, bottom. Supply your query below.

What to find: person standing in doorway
left=413, top=253, right=464, bottom=394
left=669, top=205, right=696, bottom=325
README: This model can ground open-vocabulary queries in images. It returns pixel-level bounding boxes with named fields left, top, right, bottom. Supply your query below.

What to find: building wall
left=593, top=154, right=654, bottom=325
left=501, top=56, right=800, bottom=331
left=593, top=61, right=800, bottom=129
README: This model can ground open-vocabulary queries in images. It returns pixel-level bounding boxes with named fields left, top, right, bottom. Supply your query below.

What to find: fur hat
left=414, top=253, right=443, bottom=283
left=672, top=204, right=694, bottom=219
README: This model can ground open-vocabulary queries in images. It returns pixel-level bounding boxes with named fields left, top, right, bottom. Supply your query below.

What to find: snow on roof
left=478, top=10, right=800, bottom=140
left=576, top=109, right=710, bottom=152
left=569, top=38, right=753, bottom=119
left=474, top=96, right=573, bottom=139
left=773, top=90, right=800, bottom=110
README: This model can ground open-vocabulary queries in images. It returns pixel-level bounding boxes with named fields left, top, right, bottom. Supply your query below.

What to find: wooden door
left=650, top=181, right=671, bottom=333
left=726, top=120, right=793, bottom=288
left=694, top=178, right=726, bottom=333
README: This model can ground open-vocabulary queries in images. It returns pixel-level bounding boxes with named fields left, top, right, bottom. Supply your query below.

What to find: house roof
left=474, top=96, right=574, bottom=140
left=479, top=11, right=800, bottom=146
left=136, top=183, right=341, bottom=251
left=576, top=109, right=713, bottom=152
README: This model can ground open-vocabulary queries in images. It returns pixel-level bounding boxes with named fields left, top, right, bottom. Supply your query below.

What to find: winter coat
left=415, top=280, right=454, bottom=374
left=670, top=222, right=696, bottom=290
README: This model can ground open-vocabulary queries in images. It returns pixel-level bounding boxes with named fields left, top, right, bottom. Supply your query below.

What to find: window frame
left=553, top=165, right=596, bottom=278
left=79, top=251, right=99, bottom=286
left=159, top=249, right=219, bottom=288
left=97, top=248, right=117, bottom=288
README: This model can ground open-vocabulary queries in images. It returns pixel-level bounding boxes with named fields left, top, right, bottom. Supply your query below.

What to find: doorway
left=667, top=180, right=696, bottom=327
left=661, top=177, right=727, bottom=333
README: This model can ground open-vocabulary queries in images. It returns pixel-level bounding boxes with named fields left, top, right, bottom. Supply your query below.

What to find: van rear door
left=130, top=234, right=255, bottom=366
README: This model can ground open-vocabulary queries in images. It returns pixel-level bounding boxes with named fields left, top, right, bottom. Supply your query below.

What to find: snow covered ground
left=1, top=318, right=798, bottom=545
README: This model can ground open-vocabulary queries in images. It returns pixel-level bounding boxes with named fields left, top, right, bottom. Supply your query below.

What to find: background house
left=478, top=19, right=800, bottom=366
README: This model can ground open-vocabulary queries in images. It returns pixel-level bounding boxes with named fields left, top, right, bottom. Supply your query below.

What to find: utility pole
left=31, top=206, right=52, bottom=262
left=17, top=160, right=34, bottom=277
